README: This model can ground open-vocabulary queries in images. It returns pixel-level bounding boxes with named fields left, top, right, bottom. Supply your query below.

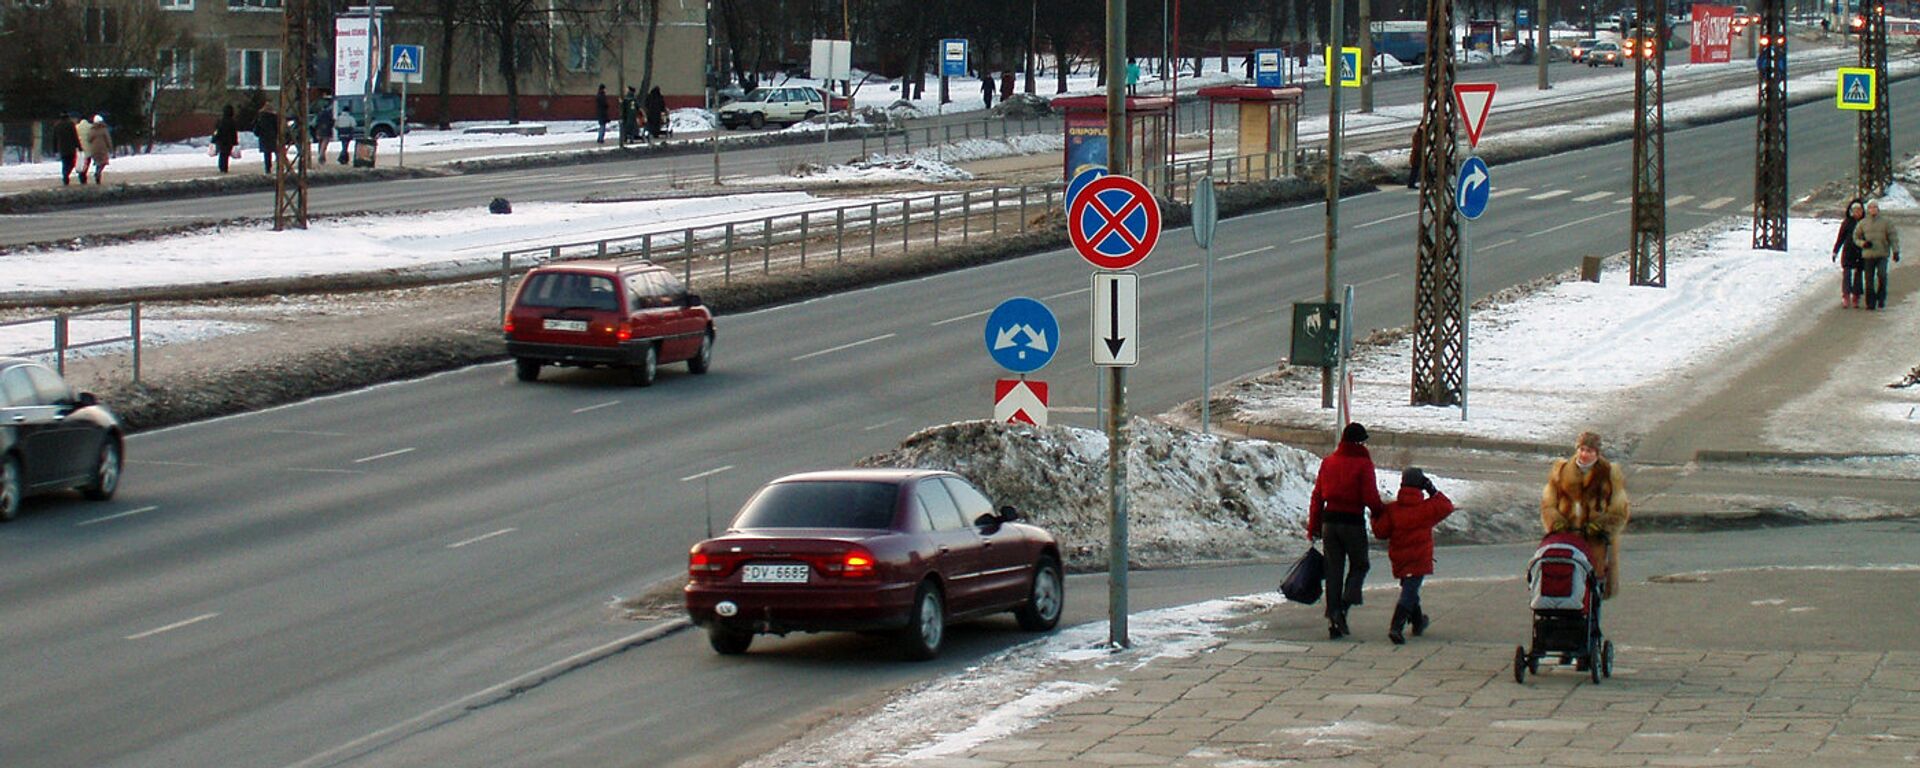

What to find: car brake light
left=502, top=318, right=515, bottom=333
left=842, top=550, right=875, bottom=578
left=615, top=322, right=633, bottom=342
left=809, top=546, right=877, bottom=579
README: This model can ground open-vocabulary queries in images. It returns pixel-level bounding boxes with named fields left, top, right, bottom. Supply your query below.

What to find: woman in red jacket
left=1307, top=422, right=1387, bottom=639
left=1372, top=467, right=1455, bottom=644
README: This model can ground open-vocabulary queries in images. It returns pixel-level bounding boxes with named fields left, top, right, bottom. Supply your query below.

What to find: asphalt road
left=4, top=58, right=1693, bottom=247
left=2, top=69, right=1917, bottom=768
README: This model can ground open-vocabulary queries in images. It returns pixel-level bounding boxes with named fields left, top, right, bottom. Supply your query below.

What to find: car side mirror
left=684, top=293, right=703, bottom=308
left=973, top=512, right=1001, bottom=532
left=998, top=505, right=1021, bottom=523
left=75, top=392, right=98, bottom=407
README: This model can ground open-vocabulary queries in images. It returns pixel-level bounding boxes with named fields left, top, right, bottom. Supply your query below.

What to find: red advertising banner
left=1692, top=4, right=1735, bottom=63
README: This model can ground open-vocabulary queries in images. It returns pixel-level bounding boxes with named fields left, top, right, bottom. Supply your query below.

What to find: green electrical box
left=1289, top=302, right=1341, bottom=368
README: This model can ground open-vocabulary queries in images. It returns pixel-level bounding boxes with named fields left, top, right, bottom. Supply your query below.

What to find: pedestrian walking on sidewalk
left=335, top=104, right=358, bottom=166
left=595, top=84, right=610, bottom=144
left=1853, top=199, right=1901, bottom=311
left=1371, top=467, right=1454, bottom=644
left=981, top=75, right=995, bottom=110
left=213, top=105, right=241, bottom=174
left=253, top=106, right=281, bottom=174
left=1407, top=124, right=1424, bottom=189
left=620, top=87, right=639, bottom=145
left=314, top=96, right=335, bottom=166
left=1542, top=431, right=1629, bottom=599
left=56, top=112, right=82, bottom=186
left=644, top=86, right=667, bottom=139
left=80, top=114, right=112, bottom=185
left=1835, top=198, right=1867, bottom=308
left=1307, top=422, right=1387, bottom=640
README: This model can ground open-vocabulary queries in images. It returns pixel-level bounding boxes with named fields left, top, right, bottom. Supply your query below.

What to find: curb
left=1220, top=418, right=1568, bottom=456
left=1694, top=448, right=1920, bottom=463
left=284, top=618, right=692, bottom=768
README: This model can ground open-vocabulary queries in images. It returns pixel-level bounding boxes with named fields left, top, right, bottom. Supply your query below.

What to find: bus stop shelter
left=1049, top=95, right=1174, bottom=192
left=1195, top=85, right=1302, bottom=185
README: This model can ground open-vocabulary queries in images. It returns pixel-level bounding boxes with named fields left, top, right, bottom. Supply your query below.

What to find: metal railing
left=0, top=303, right=143, bottom=383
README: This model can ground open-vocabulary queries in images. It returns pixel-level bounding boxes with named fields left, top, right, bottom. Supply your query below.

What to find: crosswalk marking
left=1491, top=187, right=1529, bottom=198
left=1573, top=191, right=1614, bottom=202
left=1616, top=197, right=1634, bottom=205
left=1527, top=189, right=1571, bottom=201
left=1700, top=196, right=1736, bottom=210
left=1670, top=194, right=1696, bottom=205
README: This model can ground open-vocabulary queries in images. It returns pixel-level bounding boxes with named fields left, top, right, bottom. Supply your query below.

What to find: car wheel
left=898, top=582, right=945, bottom=661
left=371, top=126, right=397, bottom=140
left=1014, top=557, right=1064, bottom=631
left=629, top=344, right=658, bottom=387
left=688, top=331, right=714, bottom=374
left=804, top=110, right=820, bottom=122
left=748, top=112, right=766, bottom=130
left=514, top=358, right=541, bottom=382
left=80, top=438, right=121, bottom=501
left=0, top=455, right=20, bottom=522
left=709, top=625, right=753, bottom=655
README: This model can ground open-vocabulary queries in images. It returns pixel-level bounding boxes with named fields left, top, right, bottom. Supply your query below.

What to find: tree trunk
left=436, top=1, right=456, bottom=129
left=1052, top=38, right=1070, bottom=93
left=500, top=24, right=521, bottom=123
left=638, top=0, right=660, bottom=98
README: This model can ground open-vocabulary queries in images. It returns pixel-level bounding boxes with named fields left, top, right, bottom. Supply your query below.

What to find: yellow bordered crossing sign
left=1837, top=67, right=1876, bottom=111
left=1324, top=46, right=1362, bottom=88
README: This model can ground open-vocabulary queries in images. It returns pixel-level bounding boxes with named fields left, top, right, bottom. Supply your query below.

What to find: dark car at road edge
left=1, top=357, right=124, bottom=521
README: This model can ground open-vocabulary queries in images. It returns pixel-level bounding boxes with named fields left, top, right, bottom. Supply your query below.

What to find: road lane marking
left=448, top=528, right=517, bottom=549
left=1531, top=210, right=1619, bottom=237
left=1614, top=197, right=1633, bottom=205
left=1355, top=210, right=1420, bottom=229
left=931, top=309, right=992, bottom=327
left=1669, top=194, right=1696, bottom=206
left=792, top=333, right=896, bottom=361
left=1043, top=287, right=1088, bottom=301
left=1355, top=271, right=1402, bottom=289
left=127, top=612, right=219, bottom=641
left=863, top=418, right=904, bottom=431
left=1289, top=233, right=1320, bottom=244
left=1145, top=263, right=1197, bottom=278
left=1490, top=187, right=1529, bottom=198
left=76, top=506, right=157, bottom=527
left=1700, top=196, right=1736, bottom=210
left=266, top=429, right=350, bottom=437
left=353, top=447, right=416, bottom=464
left=680, top=465, right=735, bottom=482
left=1485, top=238, right=1518, bottom=250
left=1051, top=406, right=1095, bottom=413
left=287, top=467, right=365, bottom=474
left=1222, top=245, right=1273, bottom=261
left=572, top=400, right=621, bottom=414
left=1573, top=191, right=1613, bottom=202
left=1526, top=189, right=1571, bottom=201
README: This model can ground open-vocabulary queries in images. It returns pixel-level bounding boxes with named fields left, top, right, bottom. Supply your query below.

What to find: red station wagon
left=686, top=469, right=1064, bottom=660
left=503, top=260, right=715, bottom=386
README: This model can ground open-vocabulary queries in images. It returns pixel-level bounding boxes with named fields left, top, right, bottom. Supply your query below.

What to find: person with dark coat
left=620, top=87, right=639, bottom=145
left=314, top=97, right=335, bottom=167
left=1853, top=199, right=1901, bottom=311
left=252, top=107, right=281, bottom=174
left=1306, top=422, right=1388, bottom=640
left=56, top=113, right=82, bottom=186
left=981, top=75, right=995, bottom=110
left=1834, top=198, right=1867, bottom=308
left=213, top=105, right=241, bottom=173
left=643, top=86, right=667, bottom=139
left=1371, top=467, right=1455, bottom=644
left=1407, top=124, right=1425, bottom=189
left=595, top=84, right=610, bottom=144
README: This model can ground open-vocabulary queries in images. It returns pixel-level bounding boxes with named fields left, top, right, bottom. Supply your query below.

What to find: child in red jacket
left=1371, top=467, right=1455, bottom=644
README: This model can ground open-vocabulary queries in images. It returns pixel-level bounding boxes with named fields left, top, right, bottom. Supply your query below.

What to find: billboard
left=1691, top=4, right=1735, bottom=63
left=334, top=17, right=383, bottom=97
left=1064, top=111, right=1107, bottom=181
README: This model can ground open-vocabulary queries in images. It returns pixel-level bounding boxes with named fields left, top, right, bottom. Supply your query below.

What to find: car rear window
left=516, top=272, right=621, bottom=311
left=733, top=481, right=899, bottom=529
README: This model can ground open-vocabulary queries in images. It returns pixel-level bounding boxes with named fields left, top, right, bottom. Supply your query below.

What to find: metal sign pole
left=1323, top=0, right=1344, bottom=411
left=1104, top=0, right=1130, bottom=649
left=1459, top=185, right=1470, bottom=420
left=399, top=79, right=407, bottom=167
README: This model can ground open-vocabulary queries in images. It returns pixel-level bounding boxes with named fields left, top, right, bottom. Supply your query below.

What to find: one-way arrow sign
left=1092, top=272, right=1138, bottom=366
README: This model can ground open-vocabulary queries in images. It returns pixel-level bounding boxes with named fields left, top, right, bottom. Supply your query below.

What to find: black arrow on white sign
left=1104, top=278, right=1126, bottom=358
left=1091, top=272, right=1138, bottom=367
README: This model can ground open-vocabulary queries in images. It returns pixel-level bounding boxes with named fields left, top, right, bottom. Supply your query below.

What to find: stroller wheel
left=1589, top=651, right=1603, bottom=684
left=1529, top=656, right=1540, bottom=675
left=1513, top=646, right=1528, bottom=684
left=1602, top=640, right=1614, bottom=678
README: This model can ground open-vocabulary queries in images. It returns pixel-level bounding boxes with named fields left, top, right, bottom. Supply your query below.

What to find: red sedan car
left=685, top=469, right=1064, bottom=660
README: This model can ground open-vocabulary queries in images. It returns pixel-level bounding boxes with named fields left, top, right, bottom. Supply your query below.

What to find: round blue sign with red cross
left=1068, top=175, right=1161, bottom=271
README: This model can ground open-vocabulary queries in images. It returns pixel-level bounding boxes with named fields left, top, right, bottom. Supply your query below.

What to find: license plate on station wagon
left=742, top=564, right=810, bottom=583
left=543, top=318, right=588, bottom=332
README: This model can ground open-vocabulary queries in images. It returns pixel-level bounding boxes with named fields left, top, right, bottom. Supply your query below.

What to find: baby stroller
left=1513, top=531, right=1613, bottom=684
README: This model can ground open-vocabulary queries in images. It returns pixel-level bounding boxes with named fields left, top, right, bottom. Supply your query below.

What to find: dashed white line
left=1223, top=245, right=1274, bottom=261
left=1573, top=191, right=1614, bottom=202
left=353, top=447, right=416, bottom=464
left=1527, top=189, right=1571, bottom=201
left=792, top=333, right=896, bottom=361
left=680, top=465, right=735, bottom=482
left=448, top=528, right=518, bottom=549
left=863, top=418, right=904, bottom=432
left=287, top=467, right=364, bottom=474
left=1531, top=210, right=1620, bottom=237
left=1669, top=194, right=1697, bottom=206
left=1614, top=196, right=1634, bottom=205
left=1355, top=271, right=1403, bottom=289
left=1355, top=210, right=1420, bottom=229
left=76, top=506, right=157, bottom=527
left=266, top=429, right=350, bottom=437
left=1491, top=187, right=1530, bottom=198
left=1042, top=287, right=1088, bottom=301
left=931, top=309, right=992, bottom=327
left=1485, top=238, right=1518, bottom=250
left=1145, top=263, right=1197, bottom=278
left=1289, top=233, right=1320, bottom=244
left=1700, top=196, right=1736, bottom=210
left=572, top=400, right=621, bottom=414
left=126, top=612, right=219, bottom=641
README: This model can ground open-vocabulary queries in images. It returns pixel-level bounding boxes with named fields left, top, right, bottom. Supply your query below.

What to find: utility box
left=1580, top=255, right=1603, bottom=282
left=1289, top=302, right=1342, bottom=368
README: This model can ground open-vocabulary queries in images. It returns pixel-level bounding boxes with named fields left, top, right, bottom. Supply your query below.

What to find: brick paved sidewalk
left=923, top=571, right=1920, bottom=768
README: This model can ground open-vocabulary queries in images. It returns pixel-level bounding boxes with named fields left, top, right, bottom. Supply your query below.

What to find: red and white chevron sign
left=993, top=379, right=1049, bottom=426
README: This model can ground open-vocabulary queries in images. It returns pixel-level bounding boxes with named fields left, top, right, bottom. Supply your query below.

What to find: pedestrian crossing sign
left=1324, top=46, right=1362, bottom=88
left=390, top=44, right=425, bottom=84
left=1837, top=67, right=1875, bottom=111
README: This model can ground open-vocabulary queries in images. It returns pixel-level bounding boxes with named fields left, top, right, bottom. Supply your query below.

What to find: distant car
left=0, top=358, right=123, bottom=521
left=1569, top=38, right=1602, bottom=62
left=715, top=87, right=853, bottom=130
left=1587, top=41, right=1625, bottom=66
left=503, top=260, right=715, bottom=386
left=309, top=93, right=410, bottom=139
left=685, top=469, right=1064, bottom=660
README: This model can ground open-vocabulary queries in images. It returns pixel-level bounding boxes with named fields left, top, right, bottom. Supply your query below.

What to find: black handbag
left=1281, top=546, right=1325, bottom=605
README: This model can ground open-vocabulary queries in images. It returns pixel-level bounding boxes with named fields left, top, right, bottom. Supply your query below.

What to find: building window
left=159, top=0, right=194, bottom=10
left=227, top=0, right=282, bottom=10
left=227, top=48, right=282, bottom=90
left=158, top=48, right=194, bottom=88
left=84, top=6, right=120, bottom=44
left=567, top=34, right=599, bottom=72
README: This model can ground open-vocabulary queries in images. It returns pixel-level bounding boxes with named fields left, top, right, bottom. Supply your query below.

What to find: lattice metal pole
left=1629, top=6, right=1667, bottom=288
left=1411, top=0, right=1462, bottom=407
left=1753, top=0, right=1788, bottom=251
left=274, top=0, right=312, bottom=231
left=1859, top=0, right=1892, bottom=198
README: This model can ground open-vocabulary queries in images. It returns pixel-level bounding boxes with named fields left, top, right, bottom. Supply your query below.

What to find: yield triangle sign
left=1453, top=83, right=1498, bottom=149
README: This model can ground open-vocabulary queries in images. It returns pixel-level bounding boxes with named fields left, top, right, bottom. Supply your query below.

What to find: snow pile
left=740, top=592, right=1284, bottom=768
left=768, top=155, right=974, bottom=185
left=875, top=132, right=1063, bottom=166
left=666, top=108, right=717, bottom=135
left=857, top=419, right=1318, bottom=569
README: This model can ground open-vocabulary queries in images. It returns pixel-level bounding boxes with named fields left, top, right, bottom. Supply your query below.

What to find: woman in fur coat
left=1541, top=431, right=1629, bottom=598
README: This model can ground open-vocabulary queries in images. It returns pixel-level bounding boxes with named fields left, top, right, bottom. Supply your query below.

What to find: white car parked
left=716, top=87, right=849, bottom=130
